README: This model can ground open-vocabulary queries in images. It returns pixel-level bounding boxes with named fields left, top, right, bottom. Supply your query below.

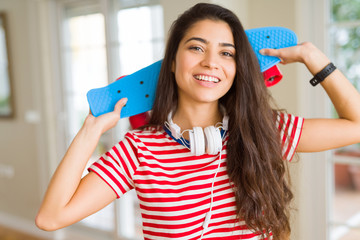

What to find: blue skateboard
left=87, top=27, right=297, bottom=118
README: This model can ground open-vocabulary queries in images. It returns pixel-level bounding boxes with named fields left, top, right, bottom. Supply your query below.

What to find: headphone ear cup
left=204, top=126, right=214, bottom=155
left=169, top=122, right=181, bottom=139
left=191, top=127, right=205, bottom=156
left=214, top=128, right=222, bottom=152
left=189, top=131, right=195, bottom=155
left=204, top=126, right=222, bottom=155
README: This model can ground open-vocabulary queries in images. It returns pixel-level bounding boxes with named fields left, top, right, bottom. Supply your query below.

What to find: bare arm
left=35, top=98, right=127, bottom=231
left=261, top=42, right=360, bottom=152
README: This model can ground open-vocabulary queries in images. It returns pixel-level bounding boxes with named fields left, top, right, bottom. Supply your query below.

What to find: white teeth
left=195, top=75, right=220, bottom=83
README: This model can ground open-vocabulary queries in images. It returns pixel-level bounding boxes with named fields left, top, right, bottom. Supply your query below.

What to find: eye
left=221, top=51, right=234, bottom=58
left=189, top=46, right=204, bottom=52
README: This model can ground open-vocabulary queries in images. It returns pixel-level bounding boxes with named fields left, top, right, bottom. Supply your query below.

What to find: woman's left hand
left=261, top=41, right=360, bottom=153
left=260, top=42, right=330, bottom=75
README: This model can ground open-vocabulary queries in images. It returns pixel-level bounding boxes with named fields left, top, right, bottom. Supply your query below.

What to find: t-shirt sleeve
left=88, top=132, right=139, bottom=198
left=276, top=112, right=304, bottom=162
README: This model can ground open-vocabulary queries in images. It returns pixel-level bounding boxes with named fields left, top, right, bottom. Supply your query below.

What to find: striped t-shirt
left=89, top=113, right=304, bottom=240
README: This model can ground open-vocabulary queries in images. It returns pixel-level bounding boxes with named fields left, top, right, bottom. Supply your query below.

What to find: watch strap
left=310, top=62, right=336, bottom=86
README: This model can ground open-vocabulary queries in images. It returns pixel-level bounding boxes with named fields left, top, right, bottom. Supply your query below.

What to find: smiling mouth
left=194, top=75, right=220, bottom=83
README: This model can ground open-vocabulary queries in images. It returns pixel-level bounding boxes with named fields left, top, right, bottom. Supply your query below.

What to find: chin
left=195, top=96, right=221, bottom=104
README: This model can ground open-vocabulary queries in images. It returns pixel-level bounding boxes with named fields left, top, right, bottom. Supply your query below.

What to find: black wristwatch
left=309, top=62, right=337, bottom=86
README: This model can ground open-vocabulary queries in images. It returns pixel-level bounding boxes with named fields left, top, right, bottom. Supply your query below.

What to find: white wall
left=0, top=0, right=42, bottom=220
left=0, top=0, right=56, bottom=238
left=295, top=0, right=330, bottom=239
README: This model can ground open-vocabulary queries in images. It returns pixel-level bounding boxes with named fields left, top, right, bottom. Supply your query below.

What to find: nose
left=200, top=51, right=219, bottom=69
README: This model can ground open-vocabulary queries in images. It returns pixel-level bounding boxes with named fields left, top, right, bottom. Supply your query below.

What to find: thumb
left=114, top=98, right=128, bottom=114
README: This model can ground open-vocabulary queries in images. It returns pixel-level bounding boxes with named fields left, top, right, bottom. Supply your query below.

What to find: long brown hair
left=149, top=3, right=292, bottom=239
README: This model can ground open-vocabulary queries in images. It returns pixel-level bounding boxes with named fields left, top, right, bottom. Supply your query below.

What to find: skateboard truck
left=263, top=65, right=282, bottom=87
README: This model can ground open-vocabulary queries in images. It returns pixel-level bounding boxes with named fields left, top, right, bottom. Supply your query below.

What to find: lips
left=194, top=74, right=220, bottom=83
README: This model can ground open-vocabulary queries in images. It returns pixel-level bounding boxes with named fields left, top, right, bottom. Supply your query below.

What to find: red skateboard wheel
left=263, top=65, right=283, bottom=87
left=129, top=112, right=149, bottom=129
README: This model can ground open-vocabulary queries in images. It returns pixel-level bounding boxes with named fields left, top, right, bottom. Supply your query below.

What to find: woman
left=36, top=3, right=360, bottom=240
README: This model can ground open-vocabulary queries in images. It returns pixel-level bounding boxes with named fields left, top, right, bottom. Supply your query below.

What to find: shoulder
left=275, top=111, right=304, bottom=130
left=274, top=111, right=304, bottom=161
left=125, top=125, right=167, bottom=142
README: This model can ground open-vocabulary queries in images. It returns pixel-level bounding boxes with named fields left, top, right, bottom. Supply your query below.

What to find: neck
left=172, top=102, right=223, bottom=132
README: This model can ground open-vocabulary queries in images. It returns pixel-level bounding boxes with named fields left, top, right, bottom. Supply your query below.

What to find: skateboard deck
left=87, top=27, right=297, bottom=118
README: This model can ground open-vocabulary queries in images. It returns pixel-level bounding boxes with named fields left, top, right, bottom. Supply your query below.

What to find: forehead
left=182, top=19, right=234, bottom=44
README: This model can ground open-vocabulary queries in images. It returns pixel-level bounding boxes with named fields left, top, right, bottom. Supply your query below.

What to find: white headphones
left=165, top=110, right=229, bottom=156
left=164, top=109, right=229, bottom=237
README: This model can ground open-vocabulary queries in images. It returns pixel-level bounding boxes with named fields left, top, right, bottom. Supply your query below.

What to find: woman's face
left=173, top=19, right=236, bottom=106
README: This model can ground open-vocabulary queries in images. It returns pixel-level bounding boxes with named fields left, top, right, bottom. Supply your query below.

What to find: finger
left=259, top=48, right=280, bottom=57
left=113, top=98, right=128, bottom=114
left=260, top=49, right=286, bottom=64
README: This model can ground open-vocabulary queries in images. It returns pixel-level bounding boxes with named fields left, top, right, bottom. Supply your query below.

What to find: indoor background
left=0, top=0, right=359, bottom=239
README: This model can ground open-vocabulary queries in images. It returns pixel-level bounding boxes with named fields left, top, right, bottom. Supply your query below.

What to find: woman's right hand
left=84, top=98, right=128, bottom=134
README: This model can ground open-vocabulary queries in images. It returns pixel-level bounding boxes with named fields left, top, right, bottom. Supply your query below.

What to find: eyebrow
left=185, top=37, right=235, bottom=48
